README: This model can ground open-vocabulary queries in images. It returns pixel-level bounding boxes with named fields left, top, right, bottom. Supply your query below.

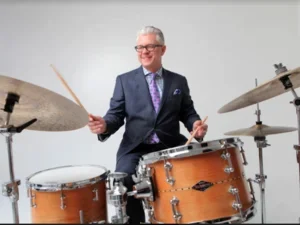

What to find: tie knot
left=150, top=73, right=158, bottom=80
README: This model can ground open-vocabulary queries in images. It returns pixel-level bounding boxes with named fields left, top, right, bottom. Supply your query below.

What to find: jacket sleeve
left=179, top=76, right=201, bottom=134
left=98, top=75, right=125, bottom=142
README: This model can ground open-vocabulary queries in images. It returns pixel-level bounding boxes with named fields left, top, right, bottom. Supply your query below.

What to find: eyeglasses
left=134, top=44, right=163, bottom=52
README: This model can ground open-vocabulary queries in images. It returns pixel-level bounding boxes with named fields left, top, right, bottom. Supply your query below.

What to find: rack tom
left=131, top=137, right=256, bottom=224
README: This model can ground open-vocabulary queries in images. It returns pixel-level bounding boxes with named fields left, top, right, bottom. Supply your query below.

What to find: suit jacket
left=98, top=66, right=201, bottom=163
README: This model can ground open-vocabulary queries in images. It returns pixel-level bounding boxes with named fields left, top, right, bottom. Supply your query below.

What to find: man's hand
left=88, top=114, right=107, bottom=134
left=191, top=119, right=208, bottom=139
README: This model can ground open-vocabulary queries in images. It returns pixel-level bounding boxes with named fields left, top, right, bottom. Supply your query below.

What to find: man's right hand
left=88, top=114, right=107, bottom=134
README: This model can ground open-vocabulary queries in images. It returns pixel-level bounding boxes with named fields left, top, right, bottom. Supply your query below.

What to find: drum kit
left=0, top=62, right=300, bottom=224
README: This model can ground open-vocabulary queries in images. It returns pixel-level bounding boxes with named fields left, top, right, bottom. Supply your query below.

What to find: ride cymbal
left=0, top=74, right=89, bottom=131
left=218, top=64, right=300, bottom=113
left=224, top=123, right=297, bottom=137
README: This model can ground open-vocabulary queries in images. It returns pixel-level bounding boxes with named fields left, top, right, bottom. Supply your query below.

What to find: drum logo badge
left=192, top=180, right=213, bottom=192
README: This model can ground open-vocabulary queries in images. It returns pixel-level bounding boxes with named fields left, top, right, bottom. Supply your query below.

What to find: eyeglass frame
left=134, top=44, right=163, bottom=52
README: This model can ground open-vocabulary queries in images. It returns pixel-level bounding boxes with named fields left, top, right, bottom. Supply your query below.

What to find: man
left=88, top=26, right=208, bottom=224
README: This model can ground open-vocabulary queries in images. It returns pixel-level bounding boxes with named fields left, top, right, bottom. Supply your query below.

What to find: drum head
left=26, top=164, right=109, bottom=191
left=140, top=137, right=243, bottom=165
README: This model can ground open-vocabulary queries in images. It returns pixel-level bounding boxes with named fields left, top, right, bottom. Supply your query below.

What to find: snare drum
left=26, top=164, right=110, bottom=224
left=134, top=137, right=256, bottom=224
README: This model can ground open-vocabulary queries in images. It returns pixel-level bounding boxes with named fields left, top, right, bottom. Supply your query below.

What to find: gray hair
left=136, top=26, right=165, bottom=45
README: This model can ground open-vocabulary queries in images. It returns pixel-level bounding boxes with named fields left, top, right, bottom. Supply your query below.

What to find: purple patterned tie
left=147, top=73, right=160, bottom=144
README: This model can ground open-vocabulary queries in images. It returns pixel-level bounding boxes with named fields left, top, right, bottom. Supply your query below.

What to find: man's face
left=136, top=33, right=166, bottom=70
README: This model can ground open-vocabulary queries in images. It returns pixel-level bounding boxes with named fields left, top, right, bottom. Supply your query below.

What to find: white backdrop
left=0, top=0, right=300, bottom=223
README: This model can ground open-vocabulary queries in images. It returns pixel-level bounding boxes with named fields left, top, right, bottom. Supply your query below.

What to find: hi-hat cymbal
left=218, top=65, right=300, bottom=113
left=224, top=123, right=297, bottom=137
left=0, top=74, right=89, bottom=131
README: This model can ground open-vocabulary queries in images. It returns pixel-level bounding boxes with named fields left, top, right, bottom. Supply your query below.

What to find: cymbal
left=218, top=65, right=300, bottom=113
left=0, top=74, right=89, bottom=131
left=224, top=123, right=297, bottom=137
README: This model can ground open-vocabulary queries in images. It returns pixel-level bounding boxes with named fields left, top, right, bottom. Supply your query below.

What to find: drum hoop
left=25, top=164, right=110, bottom=192
left=140, top=137, right=243, bottom=165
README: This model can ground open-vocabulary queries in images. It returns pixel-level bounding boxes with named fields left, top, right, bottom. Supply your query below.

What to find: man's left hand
left=191, top=120, right=208, bottom=139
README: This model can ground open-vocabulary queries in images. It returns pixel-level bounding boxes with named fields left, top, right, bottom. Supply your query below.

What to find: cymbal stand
left=274, top=63, right=300, bottom=223
left=250, top=79, right=269, bottom=224
left=252, top=135, right=269, bottom=224
left=0, top=92, right=37, bottom=224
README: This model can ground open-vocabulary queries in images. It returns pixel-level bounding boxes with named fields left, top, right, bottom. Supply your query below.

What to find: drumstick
left=50, top=64, right=87, bottom=113
left=185, top=116, right=208, bottom=145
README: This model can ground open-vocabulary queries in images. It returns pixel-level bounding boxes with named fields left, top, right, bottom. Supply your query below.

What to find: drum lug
left=27, top=188, right=36, bottom=208
left=221, top=151, right=234, bottom=173
left=247, top=178, right=256, bottom=202
left=79, top=210, right=84, bottom=224
left=228, top=186, right=245, bottom=222
left=105, top=178, right=111, bottom=190
left=240, top=147, right=248, bottom=165
left=92, top=188, right=99, bottom=201
left=60, top=189, right=66, bottom=210
left=170, top=196, right=182, bottom=224
left=164, top=161, right=175, bottom=186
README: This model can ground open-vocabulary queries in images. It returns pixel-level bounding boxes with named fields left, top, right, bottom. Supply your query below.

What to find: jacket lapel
left=157, top=68, right=172, bottom=115
left=134, top=66, right=156, bottom=113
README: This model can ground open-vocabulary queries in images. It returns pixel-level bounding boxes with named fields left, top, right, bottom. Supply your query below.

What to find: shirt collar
left=142, top=66, right=163, bottom=77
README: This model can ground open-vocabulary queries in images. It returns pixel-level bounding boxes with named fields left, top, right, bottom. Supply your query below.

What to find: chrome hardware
left=247, top=178, right=256, bottom=202
left=27, top=189, right=36, bottom=208
left=26, top=165, right=110, bottom=192
left=221, top=151, right=234, bottom=173
left=127, top=178, right=154, bottom=201
left=229, top=186, right=244, bottom=221
left=2, top=179, right=21, bottom=200
left=150, top=205, right=256, bottom=224
left=240, top=147, right=248, bottom=165
left=255, top=173, right=267, bottom=183
left=106, top=178, right=111, bottom=190
left=92, top=188, right=99, bottom=201
left=139, top=138, right=243, bottom=165
left=132, top=164, right=153, bottom=183
left=107, top=172, right=129, bottom=224
left=79, top=210, right=106, bottom=224
left=89, top=220, right=106, bottom=224
left=253, top=135, right=269, bottom=224
left=170, top=196, right=182, bottom=223
left=130, top=165, right=156, bottom=223
left=60, top=189, right=66, bottom=210
left=229, top=186, right=239, bottom=195
left=142, top=199, right=155, bottom=223
left=79, top=210, right=84, bottom=224
left=164, top=161, right=175, bottom=185
left=232, top=202, right=243, bottom=210
left=130, top=166, right=154, bottom=201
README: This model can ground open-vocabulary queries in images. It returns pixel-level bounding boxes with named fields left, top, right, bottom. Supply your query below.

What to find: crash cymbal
left=224, top=123, right=297, bottom=137
left=0, top=74, right=89, bottom=131
left=218, top=64, right=300, bottom=113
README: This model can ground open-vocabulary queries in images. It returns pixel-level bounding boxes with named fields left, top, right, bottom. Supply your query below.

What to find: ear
left=161, top=45, right=167, bottom=56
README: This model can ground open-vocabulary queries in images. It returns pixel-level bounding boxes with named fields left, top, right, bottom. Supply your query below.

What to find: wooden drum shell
left=26, top=165, right=109, bottom=224
left=145, top=145, right=254, bottom=224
